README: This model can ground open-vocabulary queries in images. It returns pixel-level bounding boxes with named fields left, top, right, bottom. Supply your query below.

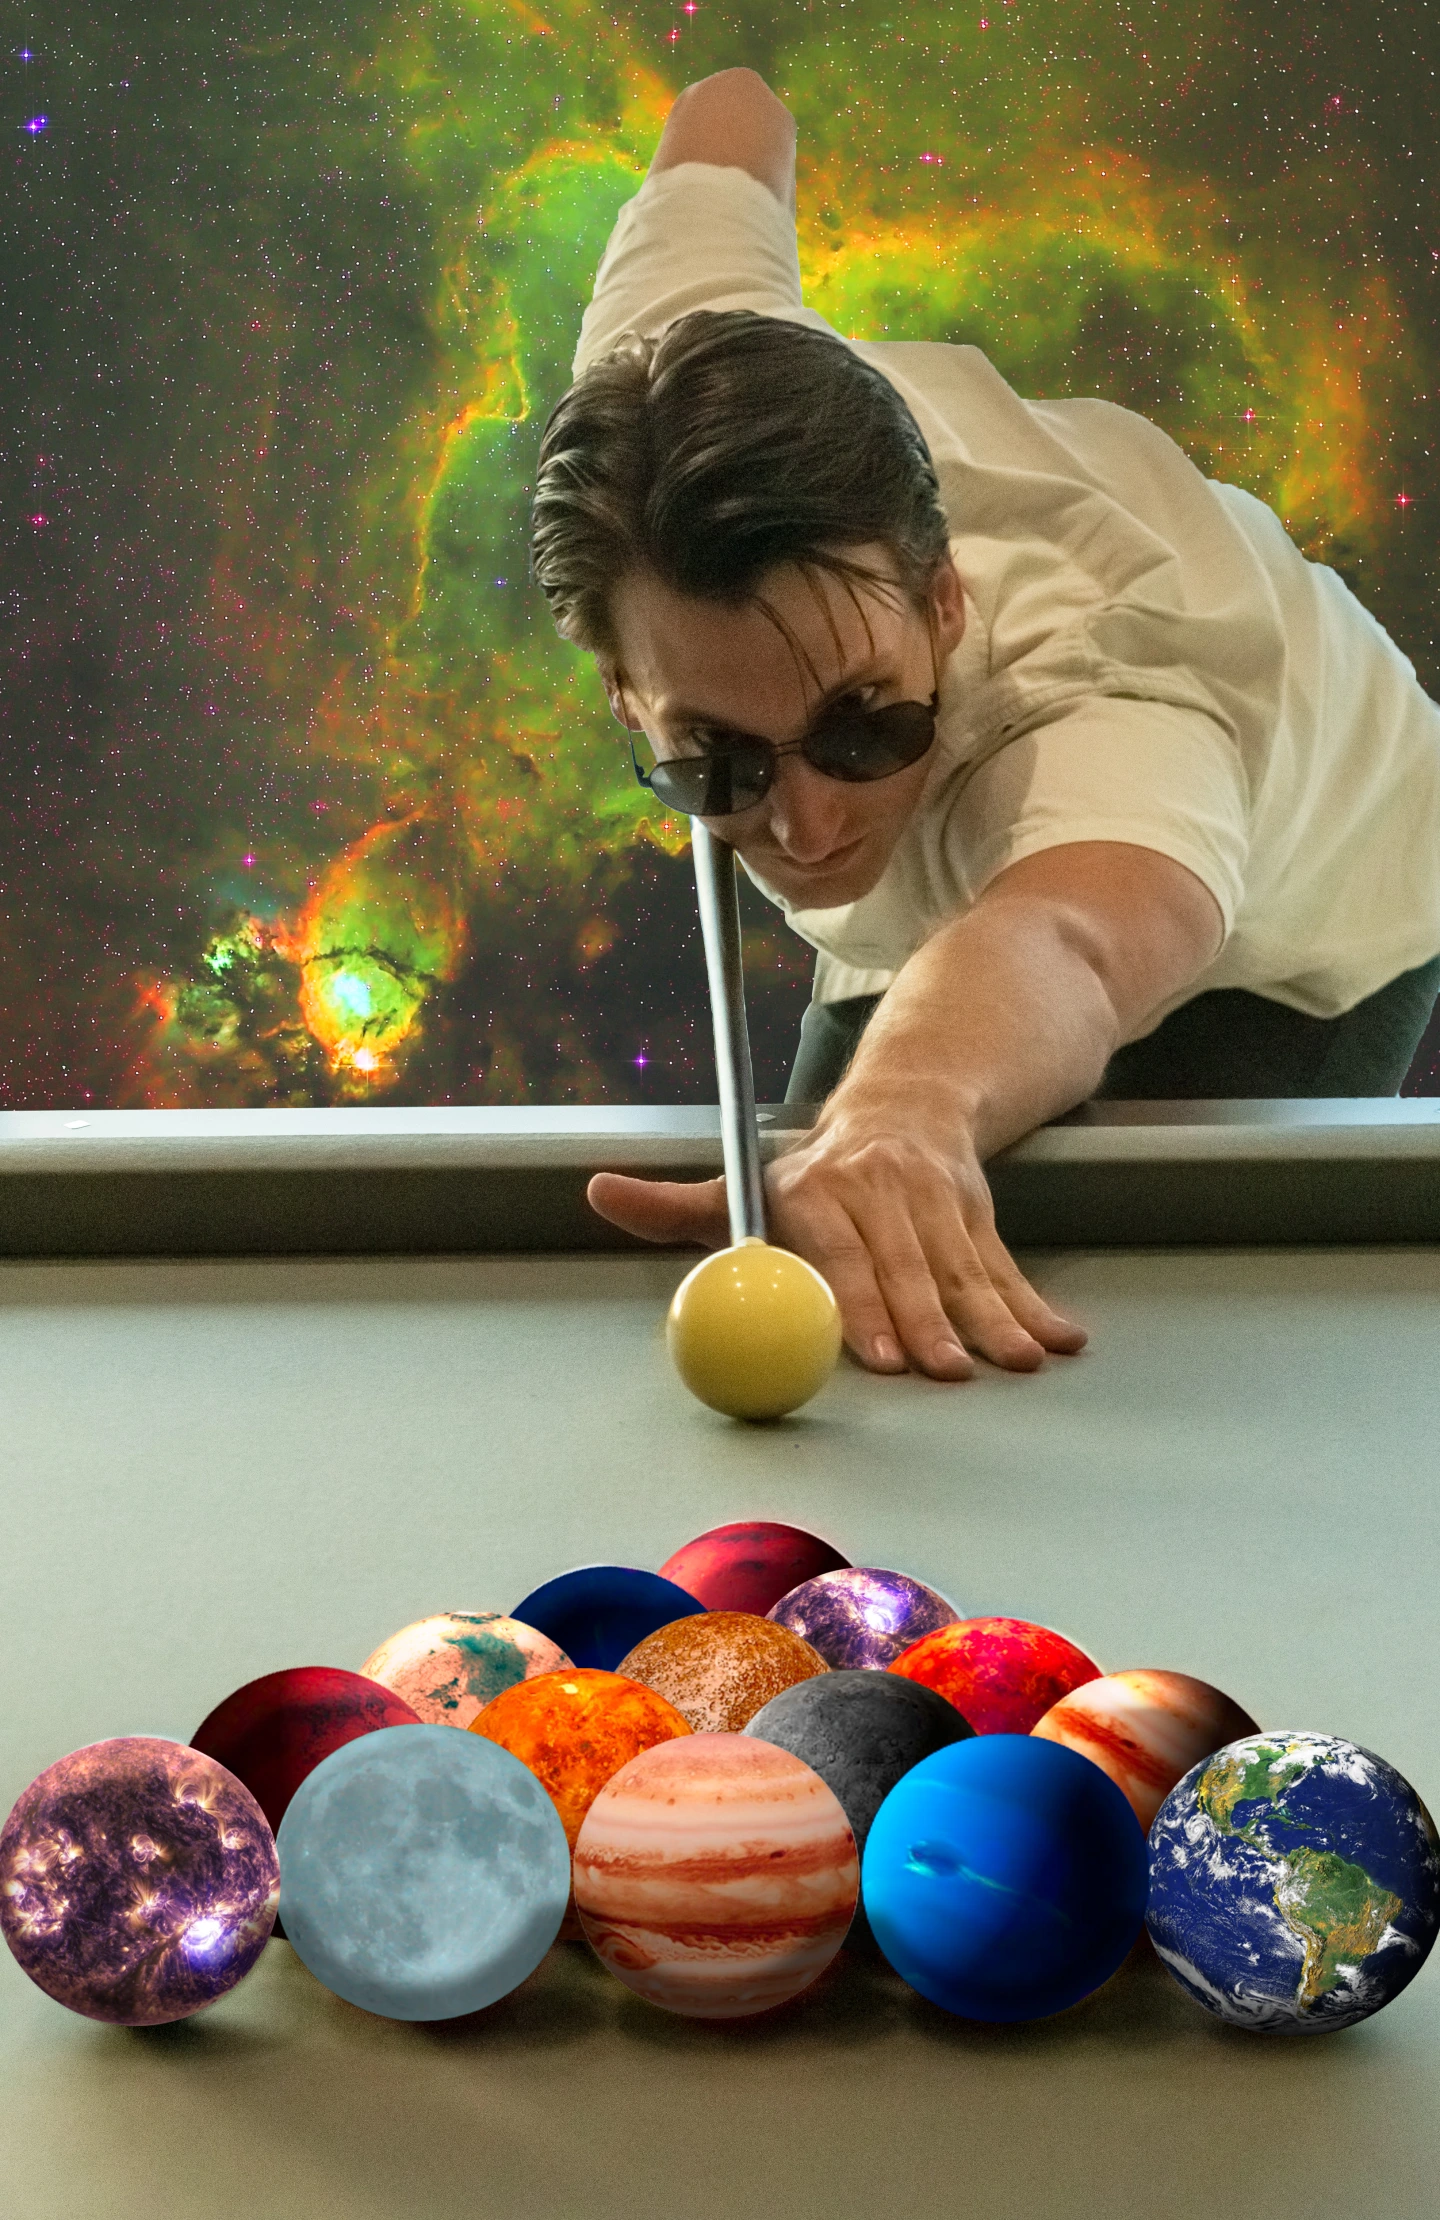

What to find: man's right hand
left=648, top=69, right=797, bottom=214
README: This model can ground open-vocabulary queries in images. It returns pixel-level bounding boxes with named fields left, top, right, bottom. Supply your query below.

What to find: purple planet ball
left=0, top=1736, right=279, bottom=2025
left=768, top=1567, right=962, bottom=1671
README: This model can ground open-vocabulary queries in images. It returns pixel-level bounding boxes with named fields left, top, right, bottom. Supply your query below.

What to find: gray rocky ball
left=744, top=1670, right=973, bottom=1852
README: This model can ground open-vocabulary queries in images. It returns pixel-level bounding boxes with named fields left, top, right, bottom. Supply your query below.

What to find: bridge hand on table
left=586, top=1130, right=1087, bottom=1382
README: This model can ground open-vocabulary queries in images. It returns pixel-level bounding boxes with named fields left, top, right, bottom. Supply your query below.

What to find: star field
left=1, top=0, right=1436, bottom=1105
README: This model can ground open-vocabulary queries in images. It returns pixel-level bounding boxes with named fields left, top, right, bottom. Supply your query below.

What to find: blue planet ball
left=862, top=1734, right=1148, bottom=2021
left=512, top=1566, right=705, bottom=1671
left=1147, top=1730, right=1440, bottom=2033
left=276, top=1724, right=569, bottom=2021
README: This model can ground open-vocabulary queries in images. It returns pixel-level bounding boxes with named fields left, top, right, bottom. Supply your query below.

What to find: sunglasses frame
left=628, top=692, right=940, bottom=818
left=620, top=604, right=943, bottom=821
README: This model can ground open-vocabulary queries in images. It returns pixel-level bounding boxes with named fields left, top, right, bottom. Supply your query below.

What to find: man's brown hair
left=529, top=309, right=951, bottom=678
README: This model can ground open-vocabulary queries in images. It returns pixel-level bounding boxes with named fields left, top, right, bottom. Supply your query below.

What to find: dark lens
left=805, top=700, right=936, bottom=783
left=648, top=744, right=772, bottom=817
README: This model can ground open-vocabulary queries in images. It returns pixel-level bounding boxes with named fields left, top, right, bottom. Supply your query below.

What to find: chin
left=767, top=859, right=884, bottom=909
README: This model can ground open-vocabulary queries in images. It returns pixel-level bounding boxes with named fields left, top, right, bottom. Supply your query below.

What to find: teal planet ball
left=862, top=1734, right=1148, bottom=2021
left=1147, top=1730, right=1440, bottom=2032
left=276, top=1724, right=569, bottom=2020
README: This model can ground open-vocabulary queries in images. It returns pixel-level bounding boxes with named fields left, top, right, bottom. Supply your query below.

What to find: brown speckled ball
left=617, top=1612, right=828, bottom=1734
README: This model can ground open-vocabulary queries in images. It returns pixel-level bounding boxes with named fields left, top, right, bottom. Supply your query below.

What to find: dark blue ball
left=511, top=1566, right=705, bottom=1671
left=862, top=1734, right=1148, bottom=2022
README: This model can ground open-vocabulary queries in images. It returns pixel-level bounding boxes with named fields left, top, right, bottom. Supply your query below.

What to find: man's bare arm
left=647, top=68, right=796, bottom=213
left=590, top=842, right=1223, bottom=1376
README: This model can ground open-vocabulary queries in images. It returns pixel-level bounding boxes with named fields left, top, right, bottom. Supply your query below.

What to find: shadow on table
left=417, top=1926, right=1223, bottom=2060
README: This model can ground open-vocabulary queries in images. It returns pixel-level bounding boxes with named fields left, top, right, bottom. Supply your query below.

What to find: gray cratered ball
left=744, top=1669, right=973, bottom=1851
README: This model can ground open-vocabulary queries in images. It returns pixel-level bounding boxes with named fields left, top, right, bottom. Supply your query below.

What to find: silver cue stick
left=691, top=818, right=768, bottom=1246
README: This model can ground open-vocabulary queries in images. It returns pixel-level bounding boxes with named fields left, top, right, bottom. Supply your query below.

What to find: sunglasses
left=628, top=688, right=941, bottom=819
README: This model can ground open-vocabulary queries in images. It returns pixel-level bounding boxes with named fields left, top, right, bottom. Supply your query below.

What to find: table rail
left=0, top=1101, right=1436, bottom=1255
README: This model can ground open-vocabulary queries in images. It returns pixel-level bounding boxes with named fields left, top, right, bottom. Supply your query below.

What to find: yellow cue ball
left=667, top=1238, right=843, bottom=1421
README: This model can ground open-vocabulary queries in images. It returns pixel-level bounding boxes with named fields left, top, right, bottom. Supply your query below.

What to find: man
left=528, top=68, right=1440, bottom=1382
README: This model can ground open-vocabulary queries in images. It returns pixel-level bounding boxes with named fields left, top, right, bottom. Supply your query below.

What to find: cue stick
left=691, top=819, right=768, bottom=1246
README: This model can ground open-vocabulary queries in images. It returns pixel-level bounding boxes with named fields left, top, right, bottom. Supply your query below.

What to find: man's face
left=603, top=544, right=965, bottom=909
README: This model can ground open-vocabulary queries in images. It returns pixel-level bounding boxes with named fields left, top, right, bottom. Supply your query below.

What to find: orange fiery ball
left=469, top=1668, right=691, bottom=1856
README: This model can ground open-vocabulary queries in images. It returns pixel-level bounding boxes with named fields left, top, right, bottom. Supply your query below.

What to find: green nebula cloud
left=6, top=3, right=1431, bottom=1103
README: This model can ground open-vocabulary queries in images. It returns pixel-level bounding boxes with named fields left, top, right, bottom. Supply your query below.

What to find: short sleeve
left=952, top=696, right=1251, bottom=939
left=572, top=161, right=834, bottom=378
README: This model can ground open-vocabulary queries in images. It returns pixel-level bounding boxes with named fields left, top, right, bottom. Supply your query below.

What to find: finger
left=779, top=1200, right=941, bottom=1377
left=841, top=1193, right=992, bottom=1379
left=970, top=1227, right=1088, bottom=1353
left=586, top=1172, right=729, bottom=1248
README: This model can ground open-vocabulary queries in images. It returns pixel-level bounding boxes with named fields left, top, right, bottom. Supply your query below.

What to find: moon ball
left=0, top=1736, right=279, bottom=2026
left=276, top=1724, right=569, bottom=2021
left=745, top=1670, right=973, bottom=1854
left=575, top=1734, right=859, bottom=2018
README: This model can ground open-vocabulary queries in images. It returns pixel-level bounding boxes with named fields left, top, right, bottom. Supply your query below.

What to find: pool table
left=2, top=1098, right=1438, bottom=2220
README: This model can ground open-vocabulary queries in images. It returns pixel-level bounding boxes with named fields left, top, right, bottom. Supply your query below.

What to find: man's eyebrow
left=660, top=657, right=887, bottom=732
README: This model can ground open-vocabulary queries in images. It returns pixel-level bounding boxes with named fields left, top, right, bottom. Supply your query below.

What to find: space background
left=4, top=0, right=1436, bottom=1107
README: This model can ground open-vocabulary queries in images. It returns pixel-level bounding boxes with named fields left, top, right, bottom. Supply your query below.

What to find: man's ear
left=929, top=554, right=965, bottom=655
left=598, top=664, right=638, bottom=730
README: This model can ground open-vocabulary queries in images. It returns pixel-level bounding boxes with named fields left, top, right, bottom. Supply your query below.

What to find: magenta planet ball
left=0, top=1737, right=279, bottom=2025
left=768, top=1567, right=962, bottom=1671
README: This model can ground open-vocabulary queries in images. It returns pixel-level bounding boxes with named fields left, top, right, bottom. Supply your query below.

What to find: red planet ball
left=890, top=1616, right=1102, bottom=1736
left=658, top=1521, right=849, bottom=1617
left=191, top=1667, right=422, bottom=1834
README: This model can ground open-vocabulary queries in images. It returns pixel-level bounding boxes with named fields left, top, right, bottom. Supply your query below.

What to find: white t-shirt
left=572, top=162, right=1440, bottom=1023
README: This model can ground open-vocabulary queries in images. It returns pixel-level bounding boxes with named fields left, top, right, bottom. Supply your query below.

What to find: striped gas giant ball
left=574, top=1734, right=859, bottom=2018
left=1147, top=1732, right=1440, bottom=2033
left=1032, top=1668, right=1258, bottom=1830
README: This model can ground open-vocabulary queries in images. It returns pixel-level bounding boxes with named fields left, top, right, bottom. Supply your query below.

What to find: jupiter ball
left=618, top=1611, right=828, bottom=1734
left=891, top=1616, right=1102, bottom=1736
left=769, top=1566, right=962, bottom=1671
left=276, top=1724, right=570, bottom=2021
left=0, top=1737, right=279, bottom=2026
left=1032, top=1669, right=1260, bottom=1830
left=360, top=1612, right=571, bottom=1729
left=574, top=1734, right=859, bottom=2017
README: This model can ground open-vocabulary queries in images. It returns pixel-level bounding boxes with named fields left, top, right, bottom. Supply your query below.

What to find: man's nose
left=763, top=756, right=856, bottom=862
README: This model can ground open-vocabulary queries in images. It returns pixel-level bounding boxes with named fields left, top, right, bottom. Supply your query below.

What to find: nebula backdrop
left=4, top=1, right=1437, bottom=1105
